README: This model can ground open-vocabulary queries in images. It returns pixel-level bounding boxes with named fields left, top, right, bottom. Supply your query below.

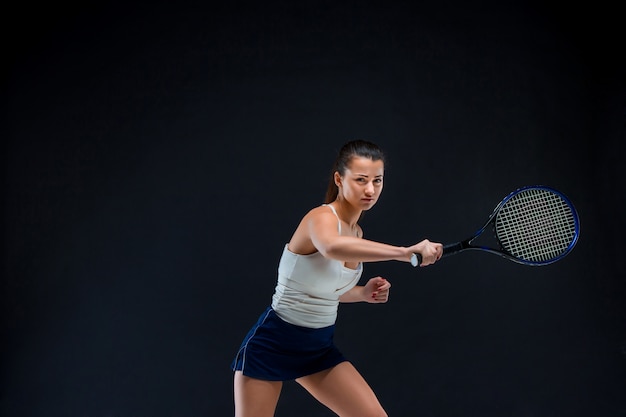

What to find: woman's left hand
left=364, top=276, right=391, bottom=303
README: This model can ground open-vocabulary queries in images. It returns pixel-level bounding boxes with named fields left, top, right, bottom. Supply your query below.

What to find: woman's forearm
left=317, top=235, right=411, bottom=263
left=339, top=286, right=366, bottom=303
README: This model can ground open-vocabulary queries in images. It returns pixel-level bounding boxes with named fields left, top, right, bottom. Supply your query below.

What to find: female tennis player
left=232, top=140, right=443, bottom=417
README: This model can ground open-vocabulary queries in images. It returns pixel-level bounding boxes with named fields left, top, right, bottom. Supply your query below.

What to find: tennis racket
left=412, top=185, right=580, bottom=266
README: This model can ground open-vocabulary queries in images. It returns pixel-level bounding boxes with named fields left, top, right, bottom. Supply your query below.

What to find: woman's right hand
left=408, top=239, right=443, bottom=266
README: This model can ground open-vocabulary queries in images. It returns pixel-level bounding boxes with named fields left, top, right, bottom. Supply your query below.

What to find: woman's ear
left=334, top=171, right=342, bottom=188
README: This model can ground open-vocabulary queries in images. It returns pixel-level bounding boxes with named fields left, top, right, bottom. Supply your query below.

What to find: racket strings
left=495, top=189, right=577, bottom=262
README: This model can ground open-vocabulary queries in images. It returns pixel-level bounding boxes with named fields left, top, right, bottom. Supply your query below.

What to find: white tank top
left=271, top=205, right=363, bottom=328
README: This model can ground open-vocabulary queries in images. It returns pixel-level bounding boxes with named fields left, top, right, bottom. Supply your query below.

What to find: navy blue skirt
left=231, top=307, right=348, bottom=381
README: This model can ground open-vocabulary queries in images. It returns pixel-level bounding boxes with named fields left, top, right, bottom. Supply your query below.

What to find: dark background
left=3, top=1, right=625, bottom=416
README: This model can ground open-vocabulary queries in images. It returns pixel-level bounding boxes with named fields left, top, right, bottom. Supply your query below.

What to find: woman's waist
left=270, top=289, right=339, bottom=329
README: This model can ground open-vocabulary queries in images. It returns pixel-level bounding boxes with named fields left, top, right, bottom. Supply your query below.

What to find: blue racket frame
left=441, top=185, right=580, bottom=266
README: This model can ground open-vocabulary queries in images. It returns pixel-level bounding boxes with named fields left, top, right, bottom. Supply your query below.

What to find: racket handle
left=413, top=243, right=462, bottom=265
left=442, top=242, right=464, bottom=257
left=410, top=253, right=423, bottom=267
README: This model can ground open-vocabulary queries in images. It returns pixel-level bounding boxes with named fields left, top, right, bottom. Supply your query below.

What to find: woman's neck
left=330, top=199, right=361, bottom=227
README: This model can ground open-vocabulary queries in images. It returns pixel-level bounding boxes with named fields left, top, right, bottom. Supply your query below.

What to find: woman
left=232, top=140, right=443, bottom=417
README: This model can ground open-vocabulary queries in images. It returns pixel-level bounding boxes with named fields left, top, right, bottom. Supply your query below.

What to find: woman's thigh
left=233, top=371, right=283, bottom=417
left=295, top=362, right=387, bottom=417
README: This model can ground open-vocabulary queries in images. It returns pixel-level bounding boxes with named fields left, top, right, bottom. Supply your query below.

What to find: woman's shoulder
left=289, top=205, right=336, bottom=254
left=303, top=204, right=334, bottom=217
left=293, top=205, right=339, bottom=232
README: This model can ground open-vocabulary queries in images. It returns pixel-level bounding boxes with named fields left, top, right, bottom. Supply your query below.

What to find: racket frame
left=442, top=185, right=580, bottom=266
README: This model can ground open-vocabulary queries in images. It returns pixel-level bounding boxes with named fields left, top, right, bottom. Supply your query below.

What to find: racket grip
left=442, top=242, right=464, bottom=257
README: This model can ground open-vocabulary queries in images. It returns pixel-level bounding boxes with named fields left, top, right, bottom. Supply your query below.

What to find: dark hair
left=324, top=140, right=386, bottom=204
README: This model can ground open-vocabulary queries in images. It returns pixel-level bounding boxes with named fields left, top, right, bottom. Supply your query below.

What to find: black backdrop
left=3, top=1, right=625, bottom=416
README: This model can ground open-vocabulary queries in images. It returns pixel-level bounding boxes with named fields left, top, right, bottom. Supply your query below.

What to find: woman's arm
left=308, top=210, right=442, bottom=265
left=339, top=277, right=391, bottom=303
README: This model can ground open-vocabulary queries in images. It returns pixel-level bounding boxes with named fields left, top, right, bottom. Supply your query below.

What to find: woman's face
left=336, top=156, right=384, bottom=211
